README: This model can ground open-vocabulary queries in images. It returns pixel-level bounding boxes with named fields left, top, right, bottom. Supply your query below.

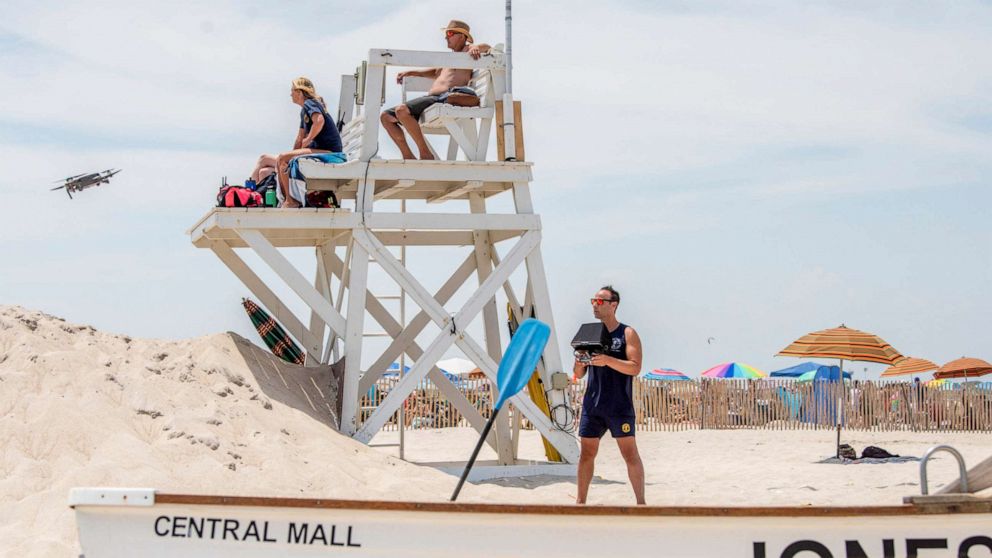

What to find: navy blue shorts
left=578, top=412, right=636, bottom=438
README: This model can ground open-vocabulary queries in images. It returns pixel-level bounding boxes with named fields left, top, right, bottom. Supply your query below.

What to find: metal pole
left=398, top=199, right=407, bottom=460
left=505, top=0, right=512, bottom=94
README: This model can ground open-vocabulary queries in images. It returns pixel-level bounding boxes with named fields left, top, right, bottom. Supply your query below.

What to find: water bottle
left=265, top=189, right=277, bottom=207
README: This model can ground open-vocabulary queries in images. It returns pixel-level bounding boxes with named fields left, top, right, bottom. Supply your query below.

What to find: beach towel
left=282, top=152, right=347, bottom=206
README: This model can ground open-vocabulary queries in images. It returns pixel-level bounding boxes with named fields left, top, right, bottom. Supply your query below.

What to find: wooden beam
left=235, top=229, right=348, bottom=338
left=427, top=181, right=485, bottom=204
left=208, top=241, right=322, bottom=357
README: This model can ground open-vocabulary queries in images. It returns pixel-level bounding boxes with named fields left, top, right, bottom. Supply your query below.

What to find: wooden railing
left=359, top=378, right=992, bottom=433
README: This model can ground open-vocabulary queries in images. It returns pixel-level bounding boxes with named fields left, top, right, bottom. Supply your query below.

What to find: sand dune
left=0, top=306, right=458, bottom=556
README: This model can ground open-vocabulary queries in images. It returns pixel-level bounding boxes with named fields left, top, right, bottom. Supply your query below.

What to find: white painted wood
left=355, top=253, right=476, bottom=396
left=373, top=179, right=415, bottom=201
left=341, top=236, right=370, bottom=436
left=306, top=247, right=329, bottom=366
left=357, top=280, right=493, bottom=448
left=350, top=229, right=539, bottom=443
left=236, top=229, right=348, bottom=339
left=296, top=157, right=533, bottom=183
left=337, top=74, right=356, bottom=126
left=353, top=326, right=457, bottom=443
left=359, top=63, right=385, bottom=162
left=208, top=241, right=322, bottom=357
left=369, top=48, right=505, bottom=70
left=469, top=193, right=512, bottom=465
left=426, top=180, right=485, bottom=204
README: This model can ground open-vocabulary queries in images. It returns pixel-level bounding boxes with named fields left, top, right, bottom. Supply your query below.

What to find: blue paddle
left=450, top=318, right=550, bottom=501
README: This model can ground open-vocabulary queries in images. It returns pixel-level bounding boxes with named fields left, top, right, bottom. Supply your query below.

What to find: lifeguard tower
left=188, top=46, right=579, bottom=472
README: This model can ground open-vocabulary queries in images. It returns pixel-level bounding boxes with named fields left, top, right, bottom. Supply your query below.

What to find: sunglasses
left=590, top=298, right=616, bottom=306
left=445, top=30, right=462, bottom=38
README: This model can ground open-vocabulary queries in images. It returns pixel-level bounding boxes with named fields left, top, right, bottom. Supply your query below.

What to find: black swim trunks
left=385, top=95, right=440, bottom=120
left=579, top=412, right=636, bottom=439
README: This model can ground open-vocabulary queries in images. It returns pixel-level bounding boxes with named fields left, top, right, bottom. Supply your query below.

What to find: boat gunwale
left=148, top=494, right=992, bottom=517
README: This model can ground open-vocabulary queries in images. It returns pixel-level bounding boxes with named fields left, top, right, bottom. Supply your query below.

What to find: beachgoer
left=380, top=20, right=491, bottom=160
left=257, top=77, right=342, bottom=208
left=573, top=285, right=646, bottom=505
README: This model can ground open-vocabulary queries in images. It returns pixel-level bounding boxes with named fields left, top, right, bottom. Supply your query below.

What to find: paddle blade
left=494, top=319, right=550, bottom=409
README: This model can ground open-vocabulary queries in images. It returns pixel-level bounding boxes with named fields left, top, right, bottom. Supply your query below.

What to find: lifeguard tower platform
left=188, top=47, right=579, bottom=473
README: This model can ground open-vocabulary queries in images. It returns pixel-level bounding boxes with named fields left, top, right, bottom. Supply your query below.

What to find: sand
left=0, top=305, right=988, bottom=556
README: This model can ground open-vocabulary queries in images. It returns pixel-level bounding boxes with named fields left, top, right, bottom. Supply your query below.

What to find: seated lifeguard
left=253, top=77, right=342, bottom=208
left=380, top=20, right=490, bottom=160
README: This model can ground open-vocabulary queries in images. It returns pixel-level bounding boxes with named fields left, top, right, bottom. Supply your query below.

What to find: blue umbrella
left=451, top=319, right=550, bottom=501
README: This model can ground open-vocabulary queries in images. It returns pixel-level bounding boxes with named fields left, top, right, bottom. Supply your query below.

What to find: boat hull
left=71, top=489, right=992, bottom=558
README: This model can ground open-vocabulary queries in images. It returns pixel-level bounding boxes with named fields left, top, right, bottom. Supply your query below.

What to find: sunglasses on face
left=590, top=298, right=616, bottom=306
left=445, top=30, right=462, bottom=38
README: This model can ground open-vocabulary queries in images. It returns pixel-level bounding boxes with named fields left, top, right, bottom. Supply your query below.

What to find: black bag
left=838, top=444, right=857, bottom=460
left=861, top=446, right=899, bottom=459
left=305, top=190, right=339, bottom=209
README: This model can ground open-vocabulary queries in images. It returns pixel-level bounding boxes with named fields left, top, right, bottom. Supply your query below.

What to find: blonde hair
left=292, top=77, right=325, bottom=107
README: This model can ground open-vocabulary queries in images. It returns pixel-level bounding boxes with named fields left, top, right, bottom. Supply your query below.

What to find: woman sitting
left=252, top=77, right=342, bottom=207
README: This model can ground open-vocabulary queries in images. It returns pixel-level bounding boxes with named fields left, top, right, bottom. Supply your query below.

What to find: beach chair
left=400, top=64, right=499, bottom=161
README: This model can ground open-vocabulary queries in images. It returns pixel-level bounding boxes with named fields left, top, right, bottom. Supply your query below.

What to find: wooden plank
left=495, top=100, right=524, bottom=161
left=154, top=493, right=956, bottom=517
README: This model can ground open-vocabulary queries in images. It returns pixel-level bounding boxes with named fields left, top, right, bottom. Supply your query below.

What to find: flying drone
left=50, top=169, right=121, bottom=198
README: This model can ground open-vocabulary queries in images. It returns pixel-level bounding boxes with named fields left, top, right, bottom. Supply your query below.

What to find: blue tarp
left=771, top=362, right=852, bottom=378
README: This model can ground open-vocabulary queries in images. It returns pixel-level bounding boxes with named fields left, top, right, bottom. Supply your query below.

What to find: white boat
left=71, top=488, right=992, bottom=558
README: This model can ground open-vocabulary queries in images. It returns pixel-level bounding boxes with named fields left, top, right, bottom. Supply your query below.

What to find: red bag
left=217, top=186, right=263, bottom=208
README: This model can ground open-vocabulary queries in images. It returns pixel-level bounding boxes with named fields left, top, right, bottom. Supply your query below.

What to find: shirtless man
left=380, top=20, right=490, bottom=160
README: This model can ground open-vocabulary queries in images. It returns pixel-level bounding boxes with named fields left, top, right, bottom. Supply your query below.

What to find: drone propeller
left=50, top=185, right=67, bottom=191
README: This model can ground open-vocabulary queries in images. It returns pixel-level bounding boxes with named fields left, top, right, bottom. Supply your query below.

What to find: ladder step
left=363, top=332, right=392, bottom=338
left=377, top=295, right=403, bottom=300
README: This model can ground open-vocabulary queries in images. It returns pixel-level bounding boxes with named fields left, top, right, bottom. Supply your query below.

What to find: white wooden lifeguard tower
left=188, top=47, right=579, bottom=471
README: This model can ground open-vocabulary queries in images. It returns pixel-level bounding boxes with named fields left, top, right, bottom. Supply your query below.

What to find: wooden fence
left=359, top=377, right=992, bottom=433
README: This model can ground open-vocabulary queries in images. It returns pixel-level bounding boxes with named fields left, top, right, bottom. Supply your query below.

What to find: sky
left=1, top=0, right=990, bottom=381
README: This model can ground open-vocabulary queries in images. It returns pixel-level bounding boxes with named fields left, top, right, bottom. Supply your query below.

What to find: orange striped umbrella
left=777, top=324, right=903, bottom=366
left=881, top=357, right=939, bottom=377
left=934, top=357, right=992, bottom=380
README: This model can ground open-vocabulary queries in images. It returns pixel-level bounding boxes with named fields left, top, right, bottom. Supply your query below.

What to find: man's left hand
left=589, top=354, right=611, bottom=367
left=467, top=45, right=483, bottom=59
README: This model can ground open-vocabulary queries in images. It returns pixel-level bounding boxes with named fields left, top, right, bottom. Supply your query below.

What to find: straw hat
left=441, top=20, right=473, bottom=43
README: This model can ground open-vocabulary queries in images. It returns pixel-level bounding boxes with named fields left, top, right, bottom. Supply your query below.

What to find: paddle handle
left=450, top=406, right=501, bottom=501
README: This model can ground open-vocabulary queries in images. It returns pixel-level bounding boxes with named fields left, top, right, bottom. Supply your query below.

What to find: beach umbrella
left=881, top=357, right=938, bottom=378
left=437, top=357, right=477, bottom=375
left=776, top=324, right=903, bottom=375
left=934, top=357, right=992, bottom=380
left=241, top=298, right=305, bottom=365
left=701, top=362, right=766, bottom=379
left=643, top=368, right=691, bottom=381
left=451, top=318, right=550, bottom=501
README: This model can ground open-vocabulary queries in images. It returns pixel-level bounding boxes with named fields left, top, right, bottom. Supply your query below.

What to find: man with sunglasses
left=573, top=285, right=646, bottom=505
left=381, top=20, right=490, bottom=160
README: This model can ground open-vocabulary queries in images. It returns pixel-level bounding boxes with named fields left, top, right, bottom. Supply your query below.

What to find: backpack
left=861, top=446, right=898, bottom=459
left=217, top=185, right=263, bottom=208
left=305, top=190, right=339, bottom=209
left=838, top=444, right=857, bottom=460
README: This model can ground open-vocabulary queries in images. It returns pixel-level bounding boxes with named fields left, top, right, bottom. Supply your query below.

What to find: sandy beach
left=1, top=305, right=988, bottom=556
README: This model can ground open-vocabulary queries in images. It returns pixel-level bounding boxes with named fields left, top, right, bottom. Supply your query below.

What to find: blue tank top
left=582, top=322, right=634, bottom=416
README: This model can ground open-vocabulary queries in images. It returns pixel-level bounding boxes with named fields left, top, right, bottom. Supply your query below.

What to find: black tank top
left=582, top=322, right=634, bottom=416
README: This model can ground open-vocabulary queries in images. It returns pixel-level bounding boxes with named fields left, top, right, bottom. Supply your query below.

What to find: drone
left=50, top=169, right=121, bottom=198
